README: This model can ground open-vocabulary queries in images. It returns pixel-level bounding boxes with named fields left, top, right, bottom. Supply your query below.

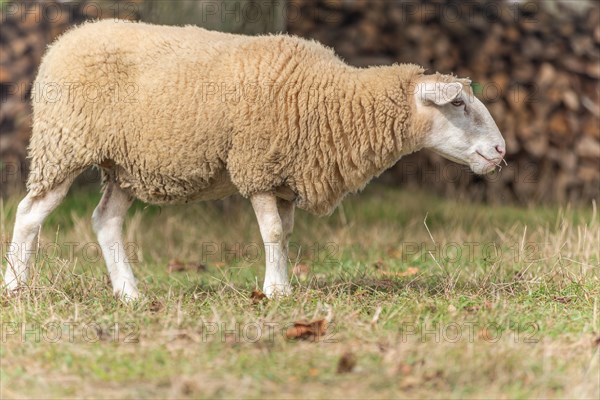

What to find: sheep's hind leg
left=92, top=183, right=139, bottom=300
left=251, top=193, right=292, bottom=297
left=3, top=179, right=73, bottom=293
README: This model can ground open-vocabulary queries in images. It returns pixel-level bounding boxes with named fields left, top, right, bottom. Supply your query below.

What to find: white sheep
left=3, top=20, right=506, bottom=299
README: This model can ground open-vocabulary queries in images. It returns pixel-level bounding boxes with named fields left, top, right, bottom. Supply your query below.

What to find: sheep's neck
left=319, top=68, right=419, bottom=194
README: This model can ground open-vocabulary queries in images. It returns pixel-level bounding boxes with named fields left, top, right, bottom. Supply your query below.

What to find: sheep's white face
left=414, top=79, right=506, bottom=174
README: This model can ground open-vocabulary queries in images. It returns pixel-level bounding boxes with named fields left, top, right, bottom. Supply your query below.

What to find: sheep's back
left=29, top=20, right=352, bottom=208
left=30, top=20, right=246, bottom=202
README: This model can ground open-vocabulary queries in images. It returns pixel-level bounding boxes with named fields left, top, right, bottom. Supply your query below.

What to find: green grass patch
left=1, top=185, right=598, bottom=398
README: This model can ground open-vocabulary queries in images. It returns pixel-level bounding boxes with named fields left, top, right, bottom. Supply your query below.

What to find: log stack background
left=1, top=0, right=598, bottom=204
left=288, top=0, right=600, bottom=203
left=0, top=0, right=143, bottom=197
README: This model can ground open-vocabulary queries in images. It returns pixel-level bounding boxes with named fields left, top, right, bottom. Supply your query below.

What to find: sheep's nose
left=495, top=145, right=506, bottom=156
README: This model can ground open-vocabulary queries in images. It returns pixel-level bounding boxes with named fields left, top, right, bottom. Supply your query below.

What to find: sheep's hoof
left=2, top=284, right=27, bottom=300
left=113, top=284, right=140, bottom=302
left=263, top=283, right=292, bottom=298
left=113, top=291, right=141, bottom=303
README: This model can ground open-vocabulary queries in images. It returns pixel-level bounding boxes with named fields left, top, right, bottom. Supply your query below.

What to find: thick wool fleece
left=28, top=20, right=432, bottom=215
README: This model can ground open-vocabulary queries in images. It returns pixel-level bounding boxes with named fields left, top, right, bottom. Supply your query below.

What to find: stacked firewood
left=288, top=0, right=600, bottom=203
left=1, top=1, right=598, bottom=203
left=0, top=0, right=141, bottom=197
left=1, top=2, right=55, bottom=196
left=0, top=0, right=284, bottom=198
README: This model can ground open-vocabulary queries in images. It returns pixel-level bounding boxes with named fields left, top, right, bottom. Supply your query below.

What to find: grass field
left=1, top=184, right=598, bottom=399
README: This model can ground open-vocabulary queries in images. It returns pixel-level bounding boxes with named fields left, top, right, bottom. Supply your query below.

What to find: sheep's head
left=414, top=75, right=506, bottom=174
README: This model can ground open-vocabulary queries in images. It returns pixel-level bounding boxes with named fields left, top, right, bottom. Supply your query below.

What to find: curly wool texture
left=28, top=20, right=437, bottom=215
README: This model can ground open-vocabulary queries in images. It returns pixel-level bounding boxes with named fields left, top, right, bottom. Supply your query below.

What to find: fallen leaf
left=167, top=259, right=186, bottom=273
left=149, top=300, right=163, bottom=313
left=223, top=331, right=238, bottom=345
left=250, top=290, right=267, bottom=304
left=285, top=319, right=328, bottom=341
left=167, top=259, right=208, bottom=273
left=377, top=341, right=390, bottom=353
left=187, top=262, right=208, bottom=272
left=399, top=376, right=420, bottom=389
left=552, top=296, right=572, bottom=304
left=386, top=247, right=401, bottom=258
left=174, top=331, right=194, bottom=341
left=423, top=369, right=444, bottom=381
left=401, top=267, right=420, bottom=276
left=292, top=263, right=311, bottom=280
left=380, top=267, right=419, bottom=277
left=464, top=301, right=494, bottom=312
left=478, top=328, right=498, bottom=341
left=514, top=270, right=527, bottom=280
left=336, top=351, right=356, bottom=374
left=397, top=362, right=412, bottom=375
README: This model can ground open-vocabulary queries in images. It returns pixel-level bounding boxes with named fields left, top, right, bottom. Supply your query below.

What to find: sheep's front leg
left=251, top=193, right=292, bottom=297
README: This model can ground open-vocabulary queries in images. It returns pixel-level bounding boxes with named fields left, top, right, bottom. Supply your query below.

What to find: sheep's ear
left=415, top=81, right=463, bottom=106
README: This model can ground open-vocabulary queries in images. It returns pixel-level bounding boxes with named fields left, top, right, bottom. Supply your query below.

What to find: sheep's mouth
left=476, top=151, right=494, bottom=162
left=474, top=151, right=504, bottom=174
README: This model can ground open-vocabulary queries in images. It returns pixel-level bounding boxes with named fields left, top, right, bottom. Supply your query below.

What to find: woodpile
left=0, top=0, right=284, bottom=198
left=0, top=0, right=141, bottom=197
left=288, top=0, right=600, bottom=203
left=1, top=0, right=598, bottom=204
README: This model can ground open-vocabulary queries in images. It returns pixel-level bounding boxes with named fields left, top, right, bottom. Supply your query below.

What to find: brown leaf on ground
left=552, top=296, right=572, bottom=304
left=377, top=341, right=390, bottom=353
left=401, top=267, right=419, bottom=276
left=167, top=259, right=186, bottom=273
left=250, top=290, right=267, bottom=304
left=292, top=263, right=311, bottom=280
left=380, top=267, right=419, bottom=277
left=187, top=262, right=208, bottom=272
left=478, top=328, right=499, bottom=342
left=167, top=259, right=208, bottom=273
left=423, top=369, right=444, bottom=381
left=465, top=301, right=494, bottom=312
left=397, top=362, right=412, bottom=375
left=285, top=319, right=328, bottom=341
left=399, top=376, right=421, bottom=390
left=337, top=351, right=357, bottom=373
left=149, top=300, right=164, bottom=313
left=386, top=247, right=401, bottom=258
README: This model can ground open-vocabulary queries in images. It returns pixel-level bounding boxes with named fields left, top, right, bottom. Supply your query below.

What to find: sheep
left=2, top=20, right=506, bottom=299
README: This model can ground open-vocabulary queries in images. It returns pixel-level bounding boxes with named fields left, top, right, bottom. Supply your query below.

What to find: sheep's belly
left=115, top=168, right=238, bottom=205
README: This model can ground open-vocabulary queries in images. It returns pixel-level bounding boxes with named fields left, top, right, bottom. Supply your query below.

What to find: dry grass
left=1, top=184, right=599, bottom=399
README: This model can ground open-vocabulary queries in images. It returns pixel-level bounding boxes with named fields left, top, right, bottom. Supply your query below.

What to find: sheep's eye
left=451, top=99, right=464, bottom=107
